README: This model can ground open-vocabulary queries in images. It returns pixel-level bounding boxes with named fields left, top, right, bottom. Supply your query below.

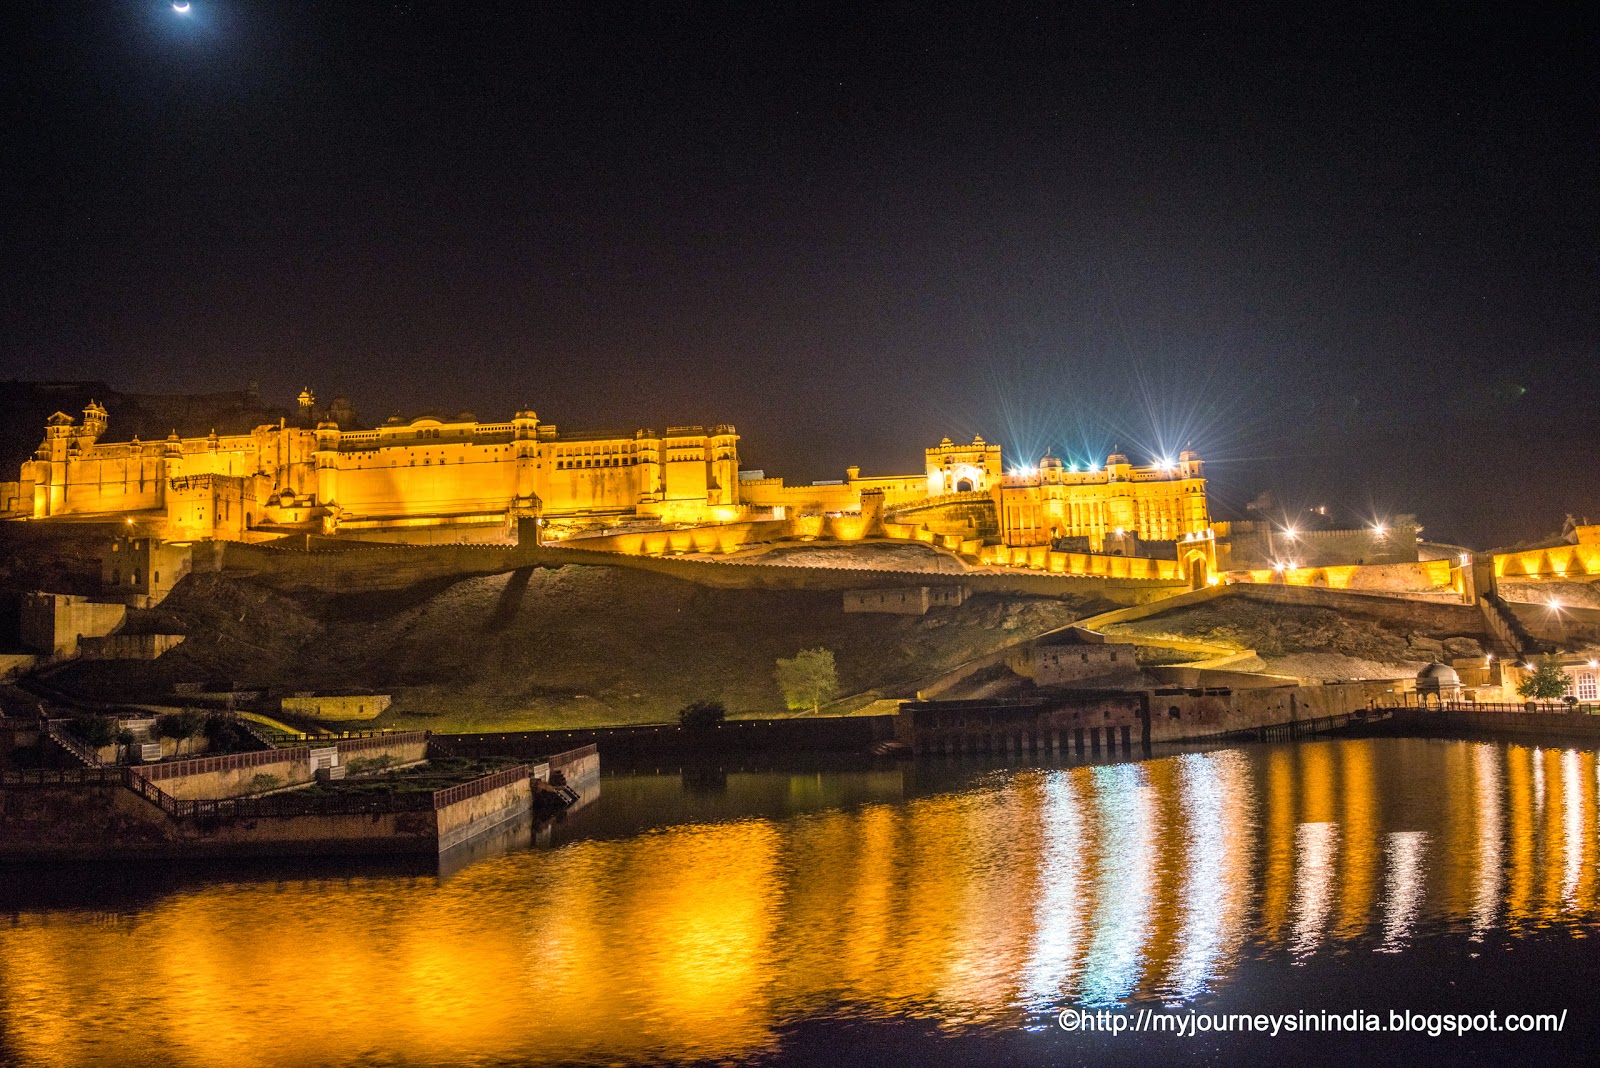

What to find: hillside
left=48, top=565, right=1107, bottom=730
left=1103, top=597, right=1486, bottom=681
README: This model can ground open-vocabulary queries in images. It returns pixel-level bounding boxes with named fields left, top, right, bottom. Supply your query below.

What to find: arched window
left=1579, top=673, right=1598, bottom=701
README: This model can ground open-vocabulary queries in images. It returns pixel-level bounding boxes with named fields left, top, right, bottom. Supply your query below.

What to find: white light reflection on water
left=1076, top=763, right=1157, bottom=1006
left=1290, top=822, right=1339, bottom=959
left=1563, top=749, right=1583, bottom=908
left=1379, top=831, right=1428, bottom=952
left=1471, top=743, right=1503, bottom=939
left=1020, top=771, right=1085, bottom=1012
left=1165, top=751, right=1250, bottom=999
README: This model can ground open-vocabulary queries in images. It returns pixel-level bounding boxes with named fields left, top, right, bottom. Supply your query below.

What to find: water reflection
left=1379, top=831, right=1427, bottom=952
left=2, top=738, right=1600, bottom=1066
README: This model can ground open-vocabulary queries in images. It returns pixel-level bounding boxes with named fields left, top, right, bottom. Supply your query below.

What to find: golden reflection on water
left=3, top=738, right=1600, bottom=1066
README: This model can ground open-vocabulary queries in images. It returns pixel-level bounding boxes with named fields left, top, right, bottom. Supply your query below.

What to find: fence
left=336, top=732, right=429, bottom=754
left=123, top=768, right=436, bottom=819
left=1386, top=697, right=1600, bottom=715
left=430, top=765, right=529, bottom=809
left=130, top=746, right=310, bottom=783
left=121, top=763, right=529, bottom=820
left=256, top=727, right=427, bottom=745
left=546, top=744, right=597, bottom=778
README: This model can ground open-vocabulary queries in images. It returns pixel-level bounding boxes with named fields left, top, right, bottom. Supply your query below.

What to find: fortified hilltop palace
left=0, top=387, right=1215, bottom=550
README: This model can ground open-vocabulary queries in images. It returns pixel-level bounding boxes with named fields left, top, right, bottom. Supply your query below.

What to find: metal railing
left=546, top=744, right=597, bottom=774
left=121, top=763, right=529, bottom=819
left=131, top=746, right=309, bottom=782
left=1394, top=698, right=1600, bottom=716
left=337, top=731, right=429, bottom=754
left=123, top=769, right=436, bottom=819
left=45, top=726, right=104, bottom=768
left=260, top=727, right=428, bottom=745
left=430, top=765, right=529, bottom=809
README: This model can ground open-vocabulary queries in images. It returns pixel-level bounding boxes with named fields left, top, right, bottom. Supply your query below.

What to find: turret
left=297, top=388, right=316, bottom=424
left=81, top=401, right=108, bottom=445
left=313, top=421, right=340, bottom=507
left=38, top=412, right=75, bottom=458
left=708, top=424, right=741, bottom=506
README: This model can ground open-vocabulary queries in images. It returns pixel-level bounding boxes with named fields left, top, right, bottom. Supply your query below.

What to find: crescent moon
left=173, top=2, right=192, bottom=12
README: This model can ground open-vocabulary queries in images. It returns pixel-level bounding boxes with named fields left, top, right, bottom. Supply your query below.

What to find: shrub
left=677, top=699, right=728, bottom=730
left=346, top=754, right=398, bottom=775
left=247, top=773, right=283, bottom=794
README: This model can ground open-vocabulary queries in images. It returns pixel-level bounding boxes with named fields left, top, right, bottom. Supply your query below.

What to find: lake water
left=2, top=736, right=1598, bottom=1066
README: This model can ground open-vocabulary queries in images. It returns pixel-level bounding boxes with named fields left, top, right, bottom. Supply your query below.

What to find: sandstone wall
left=433, top=776, right=533, bottom=852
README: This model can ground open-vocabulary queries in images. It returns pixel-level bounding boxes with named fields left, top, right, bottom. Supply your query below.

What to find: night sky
left=3, top=2, right=1596, bottom=548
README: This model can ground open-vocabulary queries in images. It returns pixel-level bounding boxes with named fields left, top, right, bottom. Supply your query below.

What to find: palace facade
left=996, top=450, right=1211, bottom=551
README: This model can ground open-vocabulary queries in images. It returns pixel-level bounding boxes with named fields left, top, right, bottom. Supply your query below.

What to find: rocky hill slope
left=49, top=565, right=1106, bottom=730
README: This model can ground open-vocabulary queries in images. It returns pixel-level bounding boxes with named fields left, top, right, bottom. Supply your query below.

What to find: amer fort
left=6, top=381, right=1600, bottom=864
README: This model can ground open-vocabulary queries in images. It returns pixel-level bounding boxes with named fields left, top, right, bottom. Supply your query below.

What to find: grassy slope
left=53, top=565, right=1105, bottom=731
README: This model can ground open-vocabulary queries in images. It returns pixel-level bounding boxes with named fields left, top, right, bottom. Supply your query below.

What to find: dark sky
left=3, top=2, right=1596, bottom=547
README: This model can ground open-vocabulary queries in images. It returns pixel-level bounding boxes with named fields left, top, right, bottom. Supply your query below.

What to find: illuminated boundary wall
left=1494, top=543, right=1600, bottom=581
left=977, top=542, right=1185, bottom=580
left=554, top=511, right=1201, bottom=583
left=279, top=694, right=393, bottom=722
left=1227, top=558, right=1457, bottom=595
left=555, top=513, right=899, bottom=555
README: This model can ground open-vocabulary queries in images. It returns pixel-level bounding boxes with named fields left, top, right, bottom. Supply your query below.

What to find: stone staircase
left=1477, top=593, right=1551, bottom=659
left=43, top=723, right=103, bottom=768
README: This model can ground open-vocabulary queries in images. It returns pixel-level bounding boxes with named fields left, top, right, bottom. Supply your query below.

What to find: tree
left=677, top=698, right=728, bottom=730
left=775, top=648, right=839, bottom=715
left=203, top=714, right=255, bottom=754
left=1517, top=657, right=1571, bottom=701
left=70, top=714, right=118, bottom=749
left=155, top=709, right=208, bottom=754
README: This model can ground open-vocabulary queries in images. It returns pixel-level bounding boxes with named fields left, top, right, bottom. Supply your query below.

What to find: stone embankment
left=0, top=735, right=598, bottom=861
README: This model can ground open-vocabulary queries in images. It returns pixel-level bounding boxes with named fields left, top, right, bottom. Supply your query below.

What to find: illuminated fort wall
left=3, top=401, right=741, bottom=538
left=5, top=396, right=1218, bottom=580
left=1493, top=526, right=1600, bottom=581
